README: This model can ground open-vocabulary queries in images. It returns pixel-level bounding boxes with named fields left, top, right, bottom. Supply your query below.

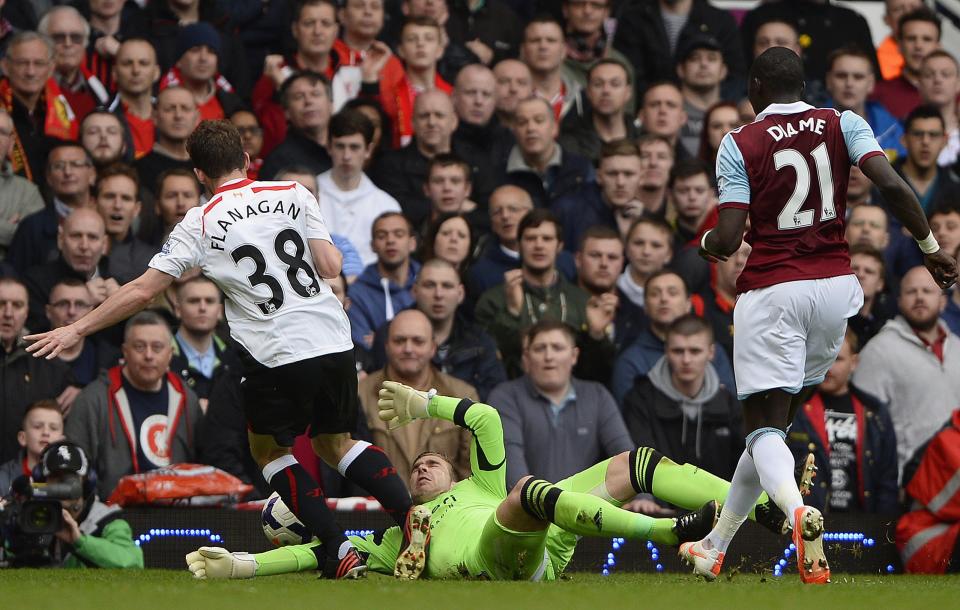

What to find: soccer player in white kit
left=678, top=48, right=958, bottom=584
left=26, top=121, right=414, bottom=579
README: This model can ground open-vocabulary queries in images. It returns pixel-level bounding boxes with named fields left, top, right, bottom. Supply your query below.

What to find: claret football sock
left=338, top=441, right=412, bottom=526
left=519, top=478, right=677, bottom=546
left=263, top=454, right=347, bottom=558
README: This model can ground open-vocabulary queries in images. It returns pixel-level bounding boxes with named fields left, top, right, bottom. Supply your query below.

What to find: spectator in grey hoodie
left=622, top=314, right=743, bottom=480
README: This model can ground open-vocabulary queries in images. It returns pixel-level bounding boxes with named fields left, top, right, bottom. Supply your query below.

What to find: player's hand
left=585, top=292, right=618, bottom=340
left=361, top=41, right=393, bottom=83
left=924, top=249, right=959, bottom=290
left=25, top=325, right=83, bottom=360
left=378, top=381, right=430, bottom=429
left=698, top=236, right=728, bottom=264
left=503, top=269, right=524, bottom=317
left=185, top=546, right=256, bottom=579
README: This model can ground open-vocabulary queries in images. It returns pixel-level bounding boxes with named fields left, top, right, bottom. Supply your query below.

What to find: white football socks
left=706, top=450, right=762, bottom=553
left=752, top=433, right=804, bottom=517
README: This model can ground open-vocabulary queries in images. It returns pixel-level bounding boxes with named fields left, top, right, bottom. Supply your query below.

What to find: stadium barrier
left=125, top=505, right=902, bottom=575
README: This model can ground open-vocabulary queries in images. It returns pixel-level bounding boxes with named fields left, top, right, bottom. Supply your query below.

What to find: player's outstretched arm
left=860, top=155, right=959, bottom=288
left=379, top=381, right=507, bottom=497
left=25, top=268, right=175, bottom=359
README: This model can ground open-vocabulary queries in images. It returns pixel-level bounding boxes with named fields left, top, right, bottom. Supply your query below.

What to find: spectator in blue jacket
left=824, top=46, right=906, bottom=162
left=611, top=269, right=735, bottom=404
left=787, top=329, right=900, bottom=514
left=347, top=212, right=420, bottom=351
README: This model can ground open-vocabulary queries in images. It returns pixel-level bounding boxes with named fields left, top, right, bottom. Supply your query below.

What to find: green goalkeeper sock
left=254, top=542, right=321, bottom=576
left=519, top=478, right=677, bottom=546
left=632, top=448, right=769, bottom=522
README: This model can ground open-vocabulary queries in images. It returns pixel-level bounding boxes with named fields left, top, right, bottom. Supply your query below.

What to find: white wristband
left=700, top=229, right=713, bottom=252
left=917, top=231, right=940, bottom=255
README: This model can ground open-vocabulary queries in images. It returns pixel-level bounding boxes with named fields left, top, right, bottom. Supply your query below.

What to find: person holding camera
left=2, top=440, right=143, bottom=568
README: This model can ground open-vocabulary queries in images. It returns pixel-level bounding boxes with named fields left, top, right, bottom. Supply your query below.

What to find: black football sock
left=338, top=441, right=412, bottom=526
left=263, top=455, right=348, bottom=559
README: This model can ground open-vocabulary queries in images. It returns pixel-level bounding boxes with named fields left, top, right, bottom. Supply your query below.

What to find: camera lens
left=26, top=504, right=54, bottom=529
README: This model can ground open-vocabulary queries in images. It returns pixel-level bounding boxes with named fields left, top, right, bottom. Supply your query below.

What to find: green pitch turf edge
left=1, top=570, right=958, bottom=609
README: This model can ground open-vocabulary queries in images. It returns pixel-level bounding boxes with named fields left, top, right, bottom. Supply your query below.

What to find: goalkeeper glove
left=185, top=546, right=257, bottom=579
left=378, top=380, right=434, bottom=429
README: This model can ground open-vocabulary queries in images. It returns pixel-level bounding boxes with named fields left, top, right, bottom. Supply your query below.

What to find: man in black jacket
left=370, top=90, right=459, bottom=228
left=22, top=209, right=115, bottom=334
left=451, top=64, right=512, bottom=212
left=259, top=71, right=333, bottom=180
left=446, top=0, right=523, bottom=66
left=622, top=314, right=743, bottom=481
left=613, top=0, right=745, bottom=101
left=0, top=278, right=75, bottom=463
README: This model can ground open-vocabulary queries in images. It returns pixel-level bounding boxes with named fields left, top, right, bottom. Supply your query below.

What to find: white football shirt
left=149, top=178, right=353, bottom=367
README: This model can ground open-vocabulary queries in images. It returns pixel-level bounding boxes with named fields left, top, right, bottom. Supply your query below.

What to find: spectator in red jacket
left=360, top=16, right=452, bottom=148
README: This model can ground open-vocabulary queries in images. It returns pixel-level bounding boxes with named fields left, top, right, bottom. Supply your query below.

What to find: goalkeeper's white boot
left=395, top=504, right=432, bottom=580
left=185, top=546, right=257, bottom=579
left=679, top=540, right=724, bottom=582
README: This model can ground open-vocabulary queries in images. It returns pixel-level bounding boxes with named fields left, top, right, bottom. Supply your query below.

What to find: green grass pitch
left=1, top=570, right=957, bottom=610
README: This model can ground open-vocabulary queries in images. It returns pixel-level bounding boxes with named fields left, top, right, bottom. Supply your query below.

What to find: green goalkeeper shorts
left=465, top=512, right=554, bottom=580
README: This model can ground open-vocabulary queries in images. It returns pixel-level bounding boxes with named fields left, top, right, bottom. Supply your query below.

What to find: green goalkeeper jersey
left=349, top=396, right=560, bottom=580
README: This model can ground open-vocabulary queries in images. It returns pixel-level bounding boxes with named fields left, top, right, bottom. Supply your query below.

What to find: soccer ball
left=261, top=492, right=317, bottom=547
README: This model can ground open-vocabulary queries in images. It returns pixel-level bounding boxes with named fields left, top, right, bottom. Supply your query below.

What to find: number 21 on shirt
left=774, top=142, right=837, bottom=230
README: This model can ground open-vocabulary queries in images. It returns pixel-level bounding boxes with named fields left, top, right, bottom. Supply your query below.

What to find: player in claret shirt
left=681, top=46, right=958, bottom=585
left=24, top=120, right=415, bottom=580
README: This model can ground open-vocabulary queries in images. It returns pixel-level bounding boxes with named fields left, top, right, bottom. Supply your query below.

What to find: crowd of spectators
left=0, top=0, right=959, bottom=541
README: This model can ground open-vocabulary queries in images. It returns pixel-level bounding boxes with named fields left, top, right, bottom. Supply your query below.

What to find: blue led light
left=651, top=552, right=659, bottom=561
left=655, top=563, right=663, bottom=572
left=602, top=568, right=609, bottom=576
left=646, top=541, right=653, bottom=550
left=886, top=564, right=895, bottom=573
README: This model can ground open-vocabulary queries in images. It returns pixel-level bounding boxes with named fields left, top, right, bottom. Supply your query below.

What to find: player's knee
left=508, top=476, right=535, bottom=506
left=310, top=433, right=350, bottom=465
left=251, top=446, right=291, bottom=469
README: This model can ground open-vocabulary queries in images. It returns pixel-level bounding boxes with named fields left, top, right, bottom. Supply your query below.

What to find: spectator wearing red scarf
left=359, top=17, right=451, bottom=149
left=0, top=32, right=78, bottom=184
left=39, top=7, right=110, bottom=123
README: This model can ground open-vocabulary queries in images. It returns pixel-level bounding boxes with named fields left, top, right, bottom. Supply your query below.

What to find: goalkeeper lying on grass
left=187, top=382, right=788, bottom=581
